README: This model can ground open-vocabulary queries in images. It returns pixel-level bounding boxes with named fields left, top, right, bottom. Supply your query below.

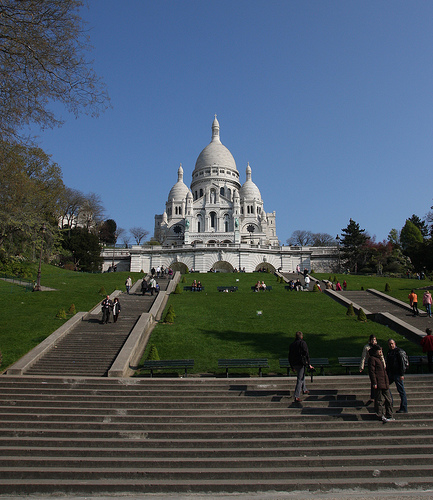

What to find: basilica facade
left=102, top=117, right=337, bottom=273
left=154, top=116, right=279, bottom=248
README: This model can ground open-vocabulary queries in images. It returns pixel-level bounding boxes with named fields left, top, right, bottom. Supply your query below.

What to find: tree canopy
left=0, top=0, right=110, bottom=142
left=0, top=140, right=64, bottom=258
left=340, top=219, right=369, bottom=272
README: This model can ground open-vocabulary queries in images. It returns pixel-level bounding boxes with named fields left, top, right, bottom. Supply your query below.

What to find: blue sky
left=31, top=0, right=433, bottom=244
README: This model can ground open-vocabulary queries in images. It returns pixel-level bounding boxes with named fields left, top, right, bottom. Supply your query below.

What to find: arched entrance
left=254, top=263, right=276, bottom=273
left=212, top=260, right=234, bottom=273
left=170, top=261, right=189, bottom=273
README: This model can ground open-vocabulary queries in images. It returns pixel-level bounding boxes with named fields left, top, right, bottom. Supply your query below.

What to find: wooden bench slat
left=141, top=360, right=194, bottom=378
left=218, top=358, right=269, bottom=377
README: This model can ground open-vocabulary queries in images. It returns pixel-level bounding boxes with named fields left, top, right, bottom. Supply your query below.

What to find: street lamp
left=336, top=234, right=341, bottom=272
left=34, top=223, right=46, bottom=291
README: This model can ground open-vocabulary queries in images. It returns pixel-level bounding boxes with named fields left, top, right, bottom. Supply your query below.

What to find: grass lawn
left=139, top=272, right=423, bottom=376
left=0, top=266, right=426, bottom=376
left=313, top=273, right=432, bottom=306
left=0, top=265, right=143, bottom=370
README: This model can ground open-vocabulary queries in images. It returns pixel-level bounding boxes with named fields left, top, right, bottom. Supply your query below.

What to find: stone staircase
left=0, top=374, right=432, bottom=496
left=24, top=278, right=171, bottom=377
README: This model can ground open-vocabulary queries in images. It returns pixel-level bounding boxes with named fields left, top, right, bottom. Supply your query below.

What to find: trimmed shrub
left=67, top=304, right=76, bottom=315
left=385, top=283, right=391, bottom=292
left=312, top=283, right=320, bottom=293
left=164, top=305, right=176, bottom=323
left=346, top=303, right=356, bottom=316
left=147, top=344, right=160, bottom=361
left=181, top=276, right=187, bottom=283
left=173, top=283, right=182, bottom=294
left=357, top=308, right=367, bottom=322
left=98, top=286, right=106, bottom=296
left=56, top=308, right=67, bottom=320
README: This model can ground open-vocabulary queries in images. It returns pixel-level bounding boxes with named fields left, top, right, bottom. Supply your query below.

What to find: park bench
left=338, top=356, right=362, bottom=375
left=141, top=359, right=194, bottom=378
left=217, top=286, right=238, bottom=292
left=409, top=355, right=427, bottom=373
left=284, top=285, right=305, bottom=291
left=279, top=357, right=329, bottom=381
left=183, top=286, right=205, bottom=291
left=218, top=358, right=269, bottom=377
left=251, top=286, right=272, bottom=291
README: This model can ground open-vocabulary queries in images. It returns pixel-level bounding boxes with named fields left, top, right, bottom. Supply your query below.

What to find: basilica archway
left=212, top=260, right=234, bottom=273
left=170, top=261, right=189, bottom=273
left=254, top=263, right=276, bottom=273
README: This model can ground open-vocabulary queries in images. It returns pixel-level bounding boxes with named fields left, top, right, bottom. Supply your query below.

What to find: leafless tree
left=59, top=187, right=85, bottom=230
left=286, top=230, right=314, bottom=246
left=311, top=233, right=337, bottom=247
left=77, top=192, right=105, bottom=232
left=130, top=226, right=149, bottom=245
left=0, top=0, right=110, bottom=142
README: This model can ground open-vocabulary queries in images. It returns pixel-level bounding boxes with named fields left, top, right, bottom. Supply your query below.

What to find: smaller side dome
left=168, top=164, right=191, bottom=201
left=240, top=163, right=262, bottom=200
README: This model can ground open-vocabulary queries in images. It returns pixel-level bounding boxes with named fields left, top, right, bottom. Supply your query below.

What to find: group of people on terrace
left=151, top=266, right=173, bottom=279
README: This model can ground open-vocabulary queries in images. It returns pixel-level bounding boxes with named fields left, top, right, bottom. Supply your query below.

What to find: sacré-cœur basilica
left=102, top=116, right=336, bottom=273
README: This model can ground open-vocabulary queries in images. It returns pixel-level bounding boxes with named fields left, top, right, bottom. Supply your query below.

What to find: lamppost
left=34, top=223, right=46, bottom=291
left=336, top=234, right=341, bottom=272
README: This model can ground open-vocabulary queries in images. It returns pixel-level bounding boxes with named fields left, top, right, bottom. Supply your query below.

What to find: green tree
left=407, top=214, right=429, bottom=239
left=340, top=219, right=369, bottom=273
left=400, top=219, right=424, bottom=252
left=99, top=219, right=117, bottom=245
left=62, top=227, right=102, bottom=272
left=0, top=0, right=109, bottom=142
left=0, top=140, right=64, bottom=259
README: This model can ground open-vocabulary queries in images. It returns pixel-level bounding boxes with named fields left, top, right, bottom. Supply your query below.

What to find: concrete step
left=0, top=375, right=432, bottom=495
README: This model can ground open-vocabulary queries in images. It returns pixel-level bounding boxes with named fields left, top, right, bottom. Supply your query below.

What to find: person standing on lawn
left=288, top=331, right=314, bottom=403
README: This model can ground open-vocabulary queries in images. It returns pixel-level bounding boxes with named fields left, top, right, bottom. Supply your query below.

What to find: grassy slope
left=1, top=267, right=427, bottom=374
left=141, top=272, right=424, bottom=375
left=0, top=265, right=143, bottom=369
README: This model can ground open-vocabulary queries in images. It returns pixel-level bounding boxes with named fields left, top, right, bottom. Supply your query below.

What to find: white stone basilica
left=154, top=116, right=279, bottom=248
left=102, top=116, right=337, bottom=273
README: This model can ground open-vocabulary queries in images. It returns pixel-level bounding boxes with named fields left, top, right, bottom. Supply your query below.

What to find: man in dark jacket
left=368, top=344, right=394, bottom=422
left=101, top=295, right=113, bottom=324
left=288, top=331, right=314, bottom=403
left=386, top=338, right=408, bottom=413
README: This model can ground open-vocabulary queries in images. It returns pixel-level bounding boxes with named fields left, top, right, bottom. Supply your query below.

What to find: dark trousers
left=102, top=309, right=110, bottom=324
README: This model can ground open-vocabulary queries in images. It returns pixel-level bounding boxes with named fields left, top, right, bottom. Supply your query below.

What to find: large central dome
left=192, top=116, right=238, bottom=175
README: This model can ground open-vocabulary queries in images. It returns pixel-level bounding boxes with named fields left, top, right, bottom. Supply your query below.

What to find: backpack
left=399, top=348, right=409, bottom=372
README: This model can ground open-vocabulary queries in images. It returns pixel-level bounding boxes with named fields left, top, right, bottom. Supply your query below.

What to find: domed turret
left=168, top=164, right=191, bottom=202
left=240, top=163, right=262, bottom=201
